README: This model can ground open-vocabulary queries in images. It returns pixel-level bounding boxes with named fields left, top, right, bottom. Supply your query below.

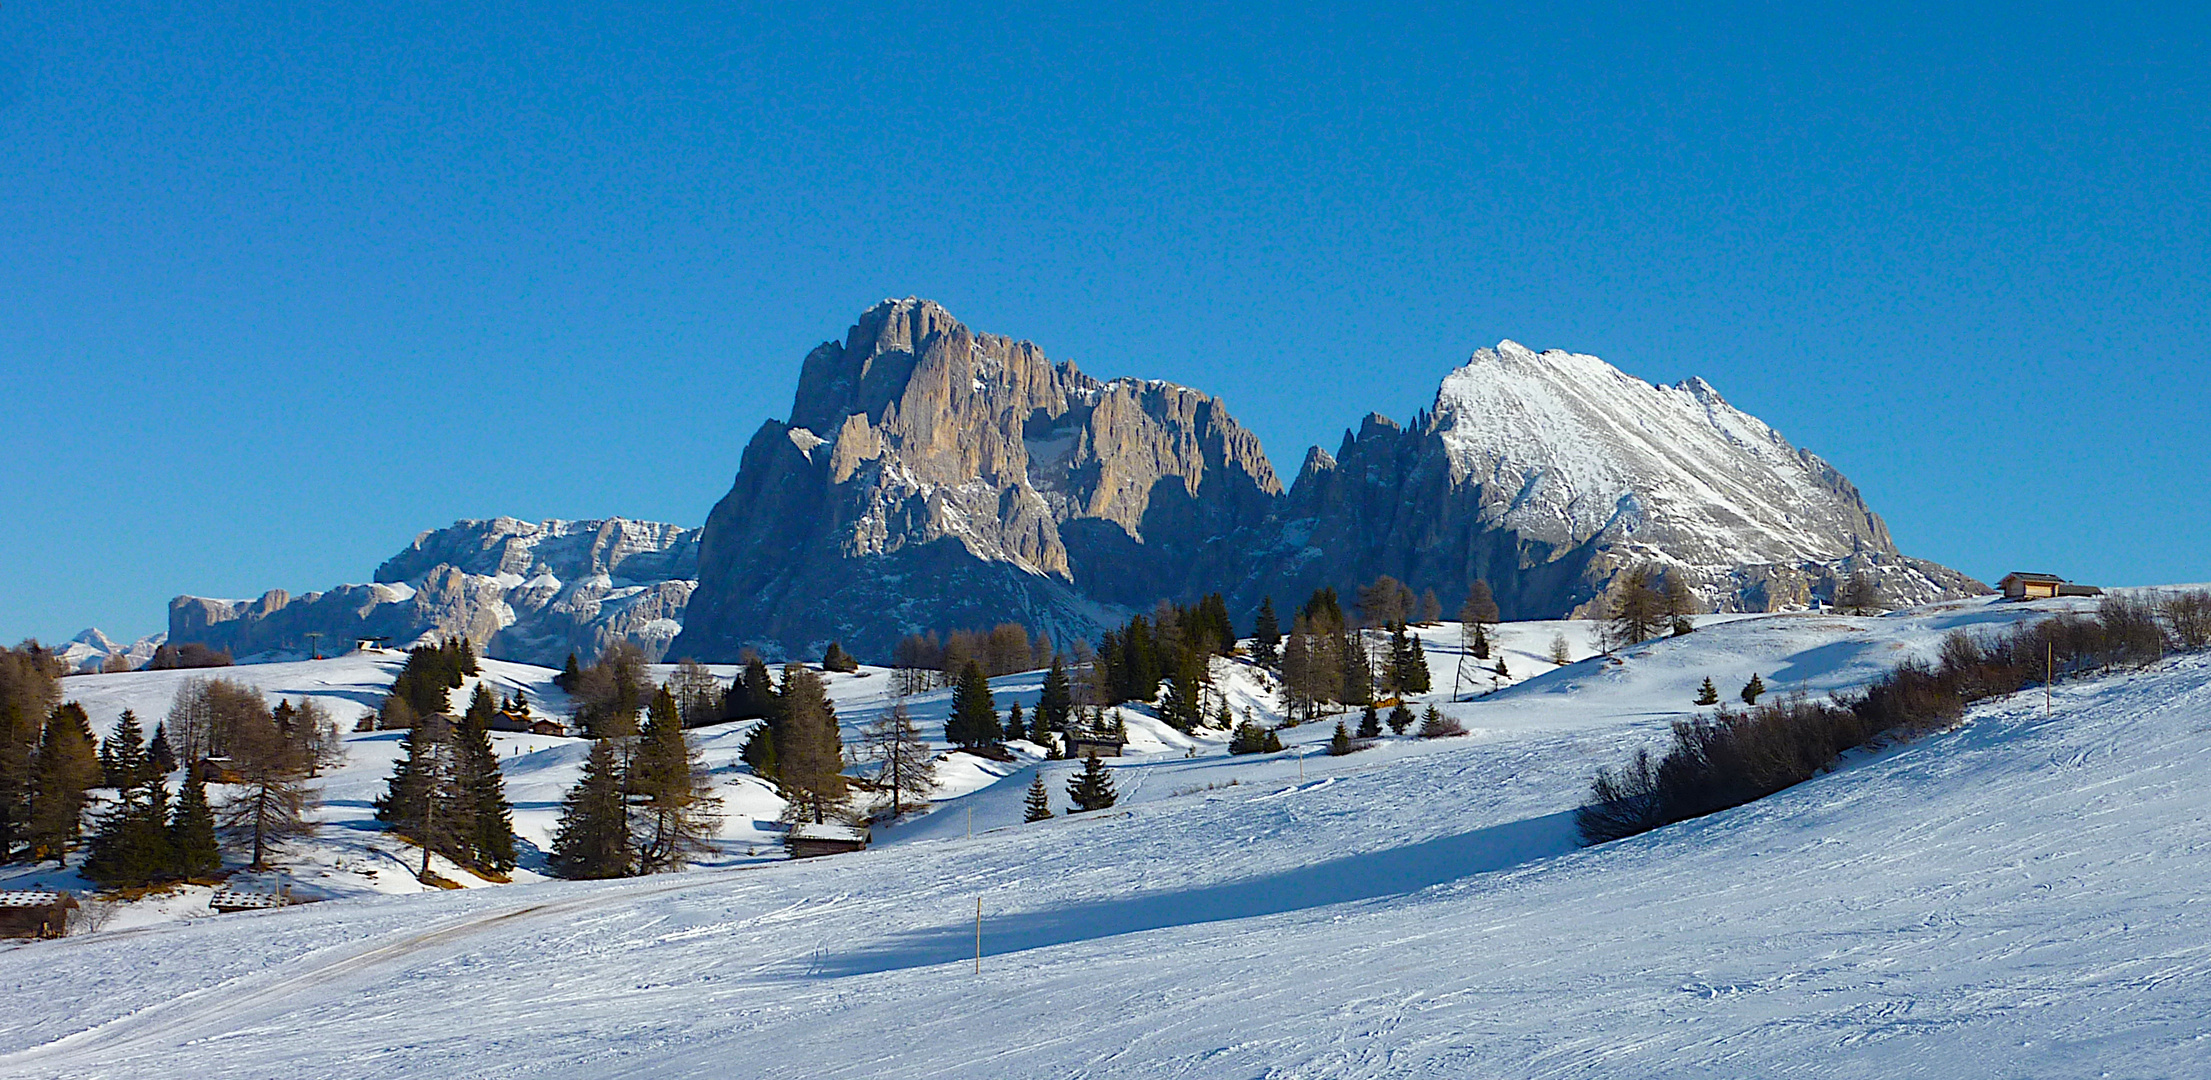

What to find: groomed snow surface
left=3, top=597, right=2208, bottom=1077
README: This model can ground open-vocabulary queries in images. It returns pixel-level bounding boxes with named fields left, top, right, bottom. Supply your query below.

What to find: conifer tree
left=1388, top=701, right=1414, bottom=735
left=632, top=687, right=722, bottom=873
left=1003, top=701, right=1026, bottom=744
left=1065, top=753, right=1117, bottom=812
left=1037, top=656, right=1074, bottom=735
left=821, top=641, right=859, bottom=673
left=1696, top=677, right=1720, bottom=706
left=1023, top=772, right=1053, bottom=822
left=100, top=709, right=153, bottom=789
left=557, top=651, right=582, bottom=693
left=168, top=770, right=221, bottom=878
left=1329, top=719, right=1353, bottom=756
left=455, top=704, right=517, bottom=873
left=776, top=666, right=847, bottom=824
left=1261, top=729, right=1284, bottom=752
left=1157, top=652, right=1206, bottom=732
left=374, top=713, right=464, bottom=877
left=1251, top=596, right=1282, bottom=668
left=1341, top=636, right=1374, bottom=707
left=1740, top=673, right=1765, bottom=705
left=83, top=772, right=171, bottom=887
left=1471, top=624, right=1491, bottom=660
left=1403, top=636, right=1431, bottom=694
left=1356, top=704, right=1381, bottom=739
left=947, top=661, right=997, bottom=747
left=27, top=704, right=100, bottom=862
left=1416, top=703, right=1450, bottom=738
left=148, top=721, right=178, bottom=775
left=549, top=738, right=631, bottom=879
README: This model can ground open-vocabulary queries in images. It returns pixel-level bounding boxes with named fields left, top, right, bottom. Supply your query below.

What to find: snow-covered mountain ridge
left=670, top=300, right=1982, bottom=662
left=169, top=517, right=698, bottom=666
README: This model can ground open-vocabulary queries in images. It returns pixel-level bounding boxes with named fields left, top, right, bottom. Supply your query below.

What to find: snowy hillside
left=4, top=595, right=2197, bottom=1077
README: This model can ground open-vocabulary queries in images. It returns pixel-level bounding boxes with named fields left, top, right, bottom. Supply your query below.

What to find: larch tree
left=1607, top=567, right=1667, bottom=648
left=217, top=698, right=318, bottom=870
left=861, top=703, right=936, bottom=817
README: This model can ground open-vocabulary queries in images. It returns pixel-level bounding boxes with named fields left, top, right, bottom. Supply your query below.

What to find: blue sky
left=3, top=2, right=2207, bottom=644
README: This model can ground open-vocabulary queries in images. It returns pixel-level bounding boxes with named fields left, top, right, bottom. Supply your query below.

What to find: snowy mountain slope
left=5, top=596, right=2193, bottom=1077
left=1231, top=342, right=1986, bottom=624
left=168, top=517, right=699, bottom=666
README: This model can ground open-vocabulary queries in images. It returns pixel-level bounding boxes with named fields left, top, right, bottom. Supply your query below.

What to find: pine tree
left=632, top=687, right=722, bottom=873
left=1023, top=772, right=1053, bottom=822
left=549, top=738, right=632, bottom=879
left=168, top=770, right=221, bottom=878
left=1695, top=677, right=1720, bottom=706
left=27, top=704, right=101, bottom=862
left=148, top=721, right=178, bottom=775
left=1328, top=720, right=1353, bottom=756
left=83, top=773, right=172, bottom=888
left=99, top=709, right=154, bottom=789
left=557, top=651, right=581, bottom=693
left=454, top=705, right=517, bottom=873
left=821, top=641, right=859, bottom=673
left=1341, top=635, right=1374, bottom=707
left=1229, top=719, right=1269, bottom=754
left=1065, top=753, right=1117, bottom=812
left=1251, top=596, right=1282, bottom=668
left=1261, top=729, right=1284, bottom=752
left=1037, top=656, right=1074, bottom=735
left=1356, top=704, right=1381, bottom=740
left=1471, top=624, right=1490, bottom=660
left=1387, top=701, right=1414, bottom=735
left=1416, top=703, right=1450, bottom=738
left=1740, top=673, right=1765, bottom=705
left=1003, top=701, right=1026, bottom=744
left=374, top=713, right=463, bottom=877
left=947, top=661, right=997, bottom=747
left=1157, top=652, right=1206, bottom=732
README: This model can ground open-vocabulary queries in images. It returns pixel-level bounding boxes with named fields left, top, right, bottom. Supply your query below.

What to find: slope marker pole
left=975, top=897, right=983, bottom=974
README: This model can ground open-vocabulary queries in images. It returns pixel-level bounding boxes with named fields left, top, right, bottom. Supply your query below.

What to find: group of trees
left=1577, top=590, right=2211, bottom=845
left=0, top=638, right=338, bottom=887
left=1091, top=595, right=1238, bottom=728
left=1356, top=576, right=1443, bottom=629
left=375, top=684, right=518, bottom=879
left=1278, top=589, right=1372, bottom=721
left=892, top=624, right=1058, bottom=694
left=1022, top=753, right=1120, bottom=822
left=548, top=682, right=726, bottom=880
left=81, top=710, right=220, bottom=887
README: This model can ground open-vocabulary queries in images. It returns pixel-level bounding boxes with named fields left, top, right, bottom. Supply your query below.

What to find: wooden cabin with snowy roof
left=1998, top=572, right=2104, bottom=601
left=0, top=891, right=77, bottom=938
left=786, top=823, right=870, bottom=859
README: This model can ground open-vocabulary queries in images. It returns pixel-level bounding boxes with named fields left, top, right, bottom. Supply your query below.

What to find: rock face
left=1220, top=341, right=1984, bottom=621
left=670, top=298, right=1282, bottom=662
left=677, top=308, right=1982, bottom=662
left=169, top=518, right=699, bottom=665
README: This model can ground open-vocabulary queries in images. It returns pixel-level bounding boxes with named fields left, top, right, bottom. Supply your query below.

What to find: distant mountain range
left=169, top=298, right=1985, bottom=665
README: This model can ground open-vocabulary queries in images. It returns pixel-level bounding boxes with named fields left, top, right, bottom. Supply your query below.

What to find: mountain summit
left=672, top=302, right=1981, bottom=661
left=671, top=298, right=1282, bottom=661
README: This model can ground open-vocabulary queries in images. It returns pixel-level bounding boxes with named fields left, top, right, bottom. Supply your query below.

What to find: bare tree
left=1607, top=568, right=1666, bottom=648
left=665, top=659, right=724, bottom=728
left=1834, top=571, right=1883, bottom=616
left=218, top=703, right=318, bottom=870
left=1357, top=577, right=1414, bottom=628
left=860, top=703, right=937, bottom=817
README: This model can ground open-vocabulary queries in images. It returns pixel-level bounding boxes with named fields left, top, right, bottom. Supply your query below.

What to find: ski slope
left=5, top=597, right=2206, bottom=1077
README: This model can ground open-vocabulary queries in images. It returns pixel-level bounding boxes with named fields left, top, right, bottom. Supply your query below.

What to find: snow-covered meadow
left=3, top=594, right=2206, bottom=1077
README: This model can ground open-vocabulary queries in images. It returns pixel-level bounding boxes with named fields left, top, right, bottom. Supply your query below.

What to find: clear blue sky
left=4, top=2, right=2207, bottom=644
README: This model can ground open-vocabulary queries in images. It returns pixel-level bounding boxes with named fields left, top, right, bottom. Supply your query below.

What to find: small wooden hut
left=786, top=823, right=870, bottom=859
left=1999, top=572, right=2104, bottom=601
left=0, top=891, right=77, bottom=938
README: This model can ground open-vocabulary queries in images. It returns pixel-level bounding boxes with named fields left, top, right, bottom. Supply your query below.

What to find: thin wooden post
left=975, top=897, right=982, bottom=974
left=2046, top=640, right=2053, bottom=718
